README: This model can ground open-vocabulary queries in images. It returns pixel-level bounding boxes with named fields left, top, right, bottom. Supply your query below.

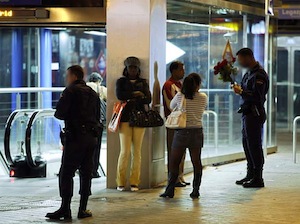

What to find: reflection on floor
left=0, top=132, right=300, bottom=223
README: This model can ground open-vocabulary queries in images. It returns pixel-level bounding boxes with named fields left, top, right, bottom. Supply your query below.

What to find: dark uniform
left=55, top=79, right=101, bottom=201
left=238, top=63, right=269, bottom=186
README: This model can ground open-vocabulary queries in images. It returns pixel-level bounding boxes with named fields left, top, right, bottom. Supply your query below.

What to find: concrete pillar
left=106, top=0, right=167, bottom=189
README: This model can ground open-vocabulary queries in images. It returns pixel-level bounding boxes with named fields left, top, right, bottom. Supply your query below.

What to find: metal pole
left=263, top=0, right=270, bottom=158
left=37, top=28, right=41, bottom=109
left=293, top=116, right=300, bottom=163
left=16, top=93, right=21, bottom=109
left=243, top=14, right=248, bottom=47
left=229, top=94, right=233, bottom=145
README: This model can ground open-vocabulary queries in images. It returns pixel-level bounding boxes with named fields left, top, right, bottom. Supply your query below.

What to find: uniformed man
left=46, top=65, right=101, bottom=220
left=233, top=48, right=269, bottom=188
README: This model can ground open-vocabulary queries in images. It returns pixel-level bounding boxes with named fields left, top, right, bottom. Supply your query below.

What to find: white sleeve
left=170, top=93, right=179, bottom=110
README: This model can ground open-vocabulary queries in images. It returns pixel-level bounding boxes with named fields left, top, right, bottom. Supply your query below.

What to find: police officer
left=233, top=48, right=269, bottom=188
left=46, top=65, right=101, bottom=220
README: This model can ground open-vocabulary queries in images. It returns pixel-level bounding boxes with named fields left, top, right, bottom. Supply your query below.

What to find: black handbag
left=129, top=104, right=164, bottom=128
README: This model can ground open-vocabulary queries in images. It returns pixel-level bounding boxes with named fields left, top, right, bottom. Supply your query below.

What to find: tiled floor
left=0, top=133, right=300, bottom=224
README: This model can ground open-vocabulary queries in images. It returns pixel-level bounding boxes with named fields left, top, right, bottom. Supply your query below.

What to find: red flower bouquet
left=213, top=57, right=238, bottom=84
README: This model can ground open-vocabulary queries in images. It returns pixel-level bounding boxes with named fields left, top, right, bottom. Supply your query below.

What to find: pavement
left=0, top=132, right=300, bottom=224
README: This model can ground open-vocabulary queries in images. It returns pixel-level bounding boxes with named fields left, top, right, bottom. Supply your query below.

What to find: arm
left=116, top=78, right=133, bottom=101
left=101, top=86, right=108, bottom=101
left=54, top=88, right=72, bottom=120
left=140, top=80, right=152, bottom=104
left=170, top=93, right=180, bottom=110
left=163, top=82, right=177, bottom=111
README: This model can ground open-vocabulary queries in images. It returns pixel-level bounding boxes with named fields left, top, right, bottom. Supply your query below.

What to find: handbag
left=165, top=95, right=186, bottom=129
left=108, top=101, right=127, bottom=132
left=129, top=104, right=164, bottom=128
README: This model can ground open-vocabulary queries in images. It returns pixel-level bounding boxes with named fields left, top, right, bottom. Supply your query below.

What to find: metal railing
left=203, top=110, right=218, bottom=149
left=293, top=116, right=300, bottom=163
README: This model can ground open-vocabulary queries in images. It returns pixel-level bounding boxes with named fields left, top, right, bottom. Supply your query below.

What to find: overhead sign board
left=278, top=8, right=300, bottom=19
left=0, top=0, right=103, bottom=7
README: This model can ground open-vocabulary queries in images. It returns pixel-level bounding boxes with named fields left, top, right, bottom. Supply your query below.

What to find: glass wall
left=166, top=2, right=277, bottom=161
left=0, top=27, right=106, bottom=140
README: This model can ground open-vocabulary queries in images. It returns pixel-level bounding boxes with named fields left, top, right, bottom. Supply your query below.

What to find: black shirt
left=55, top=80, right=101, bottom=132
left=116, top=77, right=152, bottom=122
left=240, top=63, right=269, bottom=108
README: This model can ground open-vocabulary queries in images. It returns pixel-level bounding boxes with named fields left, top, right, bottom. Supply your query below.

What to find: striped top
left=170, top=92, right=207, bottom=128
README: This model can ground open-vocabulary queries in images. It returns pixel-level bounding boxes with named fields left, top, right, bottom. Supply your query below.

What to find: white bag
left=165, top=95, right=186, bottom=129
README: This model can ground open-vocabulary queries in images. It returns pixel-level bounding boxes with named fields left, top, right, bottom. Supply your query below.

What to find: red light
left=10, top=170, right=15, bottom=177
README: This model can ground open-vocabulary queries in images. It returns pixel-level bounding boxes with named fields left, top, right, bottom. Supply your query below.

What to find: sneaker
left=130, top=185, right=139, bottom=192
left=117, top=186, right=126, bottom=192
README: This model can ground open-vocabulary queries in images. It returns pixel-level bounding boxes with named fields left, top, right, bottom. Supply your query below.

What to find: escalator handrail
left=4, top=109, right=35, bottom=166
left=25, top=109, right=56, bottom=168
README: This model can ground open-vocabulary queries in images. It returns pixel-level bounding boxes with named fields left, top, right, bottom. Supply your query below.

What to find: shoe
left=160, top=172, right=178, bottom=198
left=78, top=210, right=92, bottom=219
left=130, top=185, right=139, bottom=192
left=190, top=190, right=200, bottom=199
left=243, top=178, right=265, bottom=188
left=175, top=182, right=186, bottom=188
left=190, top=172, right=201, bottom=199
left=236, top=177, right=252, bottom=185
left=45, top=209, right=71, bottom=220
left=183, top=181, right=191, bottom=186
left=160, top=192, right=174, bottom=198
left=236, top=168, right=254, bottom=185
left=117, top=186, right=126, bottom=192
left=92, top=172, right=100, bottom=178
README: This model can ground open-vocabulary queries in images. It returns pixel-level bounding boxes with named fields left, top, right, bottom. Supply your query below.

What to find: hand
left=133, top=91, right=145, bottom=98
left=231, top=84, right=243, bottom=95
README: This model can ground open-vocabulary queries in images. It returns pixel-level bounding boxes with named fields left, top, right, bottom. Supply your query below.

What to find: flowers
left=213, top=58, right=238, bottom=84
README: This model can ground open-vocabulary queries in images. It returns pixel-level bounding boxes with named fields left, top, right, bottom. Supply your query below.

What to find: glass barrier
left=5, top=110, right=35, bottom=165
left=25, top=110, right=63, bottom=174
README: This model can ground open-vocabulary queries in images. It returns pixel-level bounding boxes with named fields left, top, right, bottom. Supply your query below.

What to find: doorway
left=277, top=36, right=300, bottom=131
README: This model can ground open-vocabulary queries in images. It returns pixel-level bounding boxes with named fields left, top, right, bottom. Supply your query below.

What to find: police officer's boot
left=190, top=172, right=202, bottom=199
left=235, top=168, right=254, bottom=185
left=78, top=195, right=92, bottom=219
left=160, top=173, right=178, bottom=198
left=45, top=196, right=72, bottom=220
left=243, top=169, right=264, bottom=188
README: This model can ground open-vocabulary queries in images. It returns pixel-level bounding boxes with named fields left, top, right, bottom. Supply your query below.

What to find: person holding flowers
left=232, top=48, right=269, bottom=188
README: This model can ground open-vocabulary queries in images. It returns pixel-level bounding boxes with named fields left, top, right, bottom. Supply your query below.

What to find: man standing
left=46, top=65, right=101, bottom=220
left=86, top=72, right=106, bottom=178
left=162, top=61, right=189, bottom=187
left=233, top=48, right=269, bottom=188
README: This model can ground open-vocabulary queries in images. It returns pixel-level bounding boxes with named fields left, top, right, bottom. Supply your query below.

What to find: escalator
left=4, top=109, right=63, bottom=178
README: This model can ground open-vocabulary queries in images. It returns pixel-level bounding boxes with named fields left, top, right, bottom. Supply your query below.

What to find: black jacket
left=240, top=63, right=269, bottom=108
left=55, top=80, right=101, bottom=133
left=116, top=77, right=152, bottom=122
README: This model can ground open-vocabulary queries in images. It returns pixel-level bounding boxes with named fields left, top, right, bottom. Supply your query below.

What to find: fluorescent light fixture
left=167, top=19, right=234, bottom=31
left=84, top=31, right=107, bottom=36
left=167, top=19, right=209, bottom=28
left=46, top=27, right=67, bottom=30
left=166, top=41, right=186, bottom=64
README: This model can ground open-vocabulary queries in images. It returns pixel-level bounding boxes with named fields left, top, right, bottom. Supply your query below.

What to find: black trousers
left=59, top=133, right=97, bottom=198
left=242, top=112, right=266, bottom=171
left=92, top=128, right=103, bottom=174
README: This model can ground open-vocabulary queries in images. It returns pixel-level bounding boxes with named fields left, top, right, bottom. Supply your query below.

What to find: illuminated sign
left=0, top=10, right=12, bottom=17
left=0, top=9, right=49, bottom=19
left=278, top=8, right=300, bottom=19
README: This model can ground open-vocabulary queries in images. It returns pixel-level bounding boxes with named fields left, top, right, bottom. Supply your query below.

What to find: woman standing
left=160, top=73, right=207, bottom=199
left=116, top=56, right=151, bottom=192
